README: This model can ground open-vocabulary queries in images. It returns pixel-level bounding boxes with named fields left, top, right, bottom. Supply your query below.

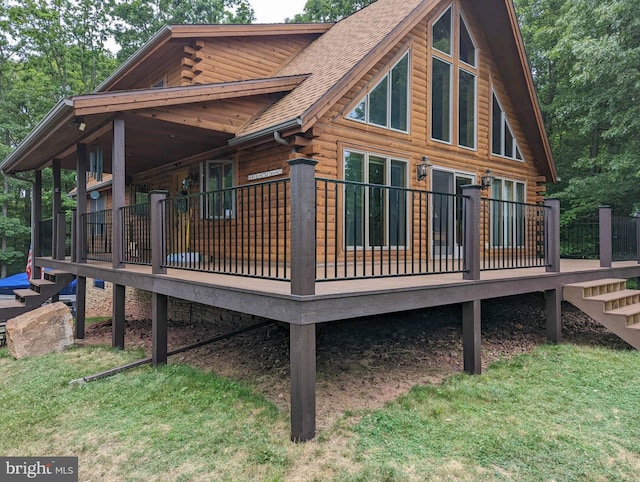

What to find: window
left=151, top=78, right=166, bottom=88
left=203, top=160, right=235, bottom=218
left=431, top=6, right=477, bottom=149
left=348, top=51, right=410, bottom=133
left=492, top=92, right=523, bottom=160
left=344, top=150, right=408, bottom=248
left=491, top=179, right=526, bottom=247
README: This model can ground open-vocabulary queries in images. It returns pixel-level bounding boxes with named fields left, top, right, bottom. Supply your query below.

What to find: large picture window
left=431, top=6, right=477, bottom=149
left=203, top=160, right=235, bottom=219
left=347, top=51, right=410, bottom=133
left=344, top=150, right=408, bottom=248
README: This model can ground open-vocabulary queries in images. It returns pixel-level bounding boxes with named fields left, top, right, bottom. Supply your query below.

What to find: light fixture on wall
left=481, top=169, right=495, bottom=190
left=417, top=156, right=432, bottom=181
left=75, top=116, right=86, bottom=132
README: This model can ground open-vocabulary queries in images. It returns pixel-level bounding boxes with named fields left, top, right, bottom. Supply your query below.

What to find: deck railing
left=560, top=219, right=599, bottom=259
left=38, top=218, right=72, bottom=258
left=316, top=179, right=467, bottom=280
left=82, top=209, right=112, bottom=262
left=480, top=199, right=550, bottom=270
left=121, top=203, right=151, bottom=265
left=161, top=178, right=290, bottom=279
left=612, top=215, right=638, bottom=261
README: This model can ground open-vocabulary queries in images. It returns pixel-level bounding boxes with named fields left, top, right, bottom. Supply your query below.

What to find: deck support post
left=462, top=299, right=482, bottom=374
left=288, top=158, right=318, bottom=296
left=52, top=159, right=62, bottom=261
left=152, top=293, right=168, bottom=366
left=75, top=276, right=86, bottom=339
left=599, top=206, right=612, bottom=268
left=70, top=209, right=76, bottom=263
left=32, top=170, right=42, bottom=280
left=112, top=284, right=125, bottom=349
left=545, top=198, right=561, bottom=272
left=545, top=287, right=562, bottom=344
left=112, top=117, right=126, bottom=269
left=150, top=190, right=168, bottom=275
left=290, top=323, right=316, bottom=442
left=462, top=185, right=481, bottom=281
left=76, top=144, right=87, bottom=263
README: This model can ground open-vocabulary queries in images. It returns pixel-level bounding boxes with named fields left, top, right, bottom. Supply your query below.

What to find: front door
left=432, top=169, right=473, bottom=258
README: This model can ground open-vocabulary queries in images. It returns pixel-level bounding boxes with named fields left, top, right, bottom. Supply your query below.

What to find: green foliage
left=110, top=0, right=256, bottom=61
left=515, top=0, right=640, bottom=221
left=289, top=0, right=376, bottom=22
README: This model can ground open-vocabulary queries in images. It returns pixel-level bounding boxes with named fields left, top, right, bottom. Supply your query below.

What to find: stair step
left=29, top=279, right=54, bottom=293
left=566, top=278, right=627, bottom=298
left=43, top=270, right=72, bottom=281
left=607, top=304, right=640, bottom=326
left=13, top=289, right=39, bottom=299
left=587, top=289, right=640, bottom=311
left=628, top=322, right=640, bottom=330
left=0, top=299, right=26, bottom=309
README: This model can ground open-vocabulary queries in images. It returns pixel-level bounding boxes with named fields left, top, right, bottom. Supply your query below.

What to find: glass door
left=432, top=170, right=473, bottom=258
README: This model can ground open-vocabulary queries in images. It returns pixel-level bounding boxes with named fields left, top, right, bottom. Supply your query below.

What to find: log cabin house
left=2, top=0, right=640, bottom=441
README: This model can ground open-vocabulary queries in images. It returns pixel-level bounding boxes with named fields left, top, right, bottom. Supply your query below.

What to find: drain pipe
left=69, top=320, right=275, bottom=385
left=273, top=131, right=290, bottom=146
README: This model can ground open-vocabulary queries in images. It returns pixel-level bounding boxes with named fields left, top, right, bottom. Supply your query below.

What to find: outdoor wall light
left=75, top=116, right=86, bottom=132
left=481, top=169, right=495, bottom=190
left=417, top=156, right=432, bottom=181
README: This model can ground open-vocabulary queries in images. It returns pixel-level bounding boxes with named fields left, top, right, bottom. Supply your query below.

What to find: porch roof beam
left=74, top=75, right=309, bottom=116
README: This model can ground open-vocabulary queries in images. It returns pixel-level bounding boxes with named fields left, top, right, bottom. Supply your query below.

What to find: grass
left=1, top=343, right=640, bottom=480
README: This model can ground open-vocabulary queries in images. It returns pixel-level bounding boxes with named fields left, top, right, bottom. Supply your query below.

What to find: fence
left=38, top=218, right=72, bottom=257
left=612, top=215, right=638, bottom=261
left=162, top=178, right=290, bottom=279
left=480, top=199, right=549, bottom=270
left=560, top=219, right=599, bottom=259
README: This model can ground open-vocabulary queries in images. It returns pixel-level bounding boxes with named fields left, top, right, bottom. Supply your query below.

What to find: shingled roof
left=234, top=0, right=432, bottom=141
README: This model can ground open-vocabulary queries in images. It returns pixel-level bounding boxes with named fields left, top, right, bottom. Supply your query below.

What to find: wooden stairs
left=564, top=278, right=640, bottom=349
left=0, top=270, right=76, bottom=322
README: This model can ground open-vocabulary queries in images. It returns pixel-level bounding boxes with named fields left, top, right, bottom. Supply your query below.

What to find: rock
left=6, top=302, right=74, bottom=359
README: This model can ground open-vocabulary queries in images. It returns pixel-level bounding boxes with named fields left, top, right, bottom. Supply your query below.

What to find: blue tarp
left=0, top=272, right=77, bottom=296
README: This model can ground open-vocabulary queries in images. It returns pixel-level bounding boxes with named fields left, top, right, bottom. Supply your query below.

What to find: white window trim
left=458, top=67, right=477, bottom=151
left=490, top=178, right=527, bottom=248
left=343, top=149, right=410, bottom=250
left=491, top=90, right=525, bottom=162
left=346, top=50, right=411, bottom=134
left=431, top=56, right=453, bottom=145
left=201, top=159, right=236, bottom=220
left=459, top=12, right=478, bottom=68
left=432, top=5, right=453, bottom=58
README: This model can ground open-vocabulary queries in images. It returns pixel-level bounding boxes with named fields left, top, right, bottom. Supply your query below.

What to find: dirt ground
left=79, top=293, right=631, bottom=431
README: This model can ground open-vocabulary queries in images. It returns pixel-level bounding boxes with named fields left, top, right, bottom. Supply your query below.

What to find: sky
left=250, top=0, right=308, bottom=23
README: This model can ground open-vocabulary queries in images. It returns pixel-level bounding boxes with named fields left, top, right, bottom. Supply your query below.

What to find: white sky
left=250, top=0, right=308, bottom=23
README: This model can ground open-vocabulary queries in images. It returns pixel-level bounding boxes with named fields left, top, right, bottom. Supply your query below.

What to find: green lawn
left=1, top=343, right=639, bottom=481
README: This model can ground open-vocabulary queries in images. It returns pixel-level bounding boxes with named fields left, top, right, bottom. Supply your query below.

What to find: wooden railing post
left=150, top=190, right=168, bottom=275
left=32, top=170, right=42, bottom=279
left=462, top=185, right=481, bottom=281
left=288, top=158, right=318, bottom=295
left=76, top=144, right=87, bottom=264
left=545, top=198, right=560, bottom=272
left=599, top=205, right=612, bottom=268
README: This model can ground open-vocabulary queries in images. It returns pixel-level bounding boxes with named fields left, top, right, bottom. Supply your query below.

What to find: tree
left=110, top=0, right=255, bottom=61
left=514, top=0, right=640, bottom=223
left=289, top=0, right=376, bottom=23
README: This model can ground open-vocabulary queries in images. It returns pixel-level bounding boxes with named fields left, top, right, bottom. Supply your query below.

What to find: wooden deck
left=35, top=257, right=640, bottom=324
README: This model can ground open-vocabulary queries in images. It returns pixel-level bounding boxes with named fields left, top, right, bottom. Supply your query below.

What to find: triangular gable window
left=492, top=92, right=523, bottom=160
left=347, top=51, right=410, bottom=133
left=459, top=16, right=476, bottom=67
